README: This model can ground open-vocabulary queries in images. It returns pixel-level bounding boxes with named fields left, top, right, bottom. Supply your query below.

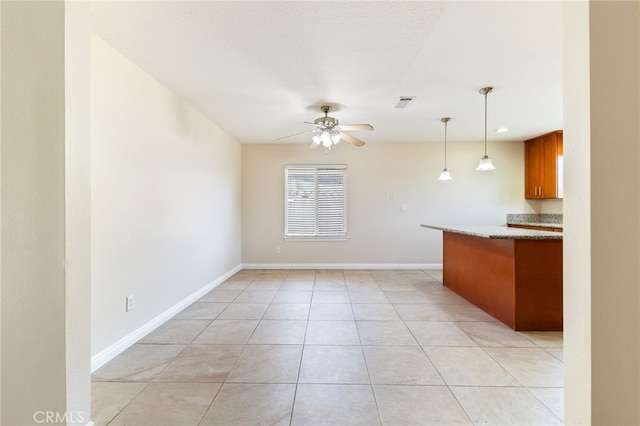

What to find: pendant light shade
left=476, top=86, right=496, bottom=171
left=438, top=117, right=452, bottom=181
left=438, top=169, right=452, bottom=181
left=476, top=155, right=495, bottom=171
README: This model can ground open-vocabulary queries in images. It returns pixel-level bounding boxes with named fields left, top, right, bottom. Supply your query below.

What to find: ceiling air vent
left=393, top=96, right=416, bottom=109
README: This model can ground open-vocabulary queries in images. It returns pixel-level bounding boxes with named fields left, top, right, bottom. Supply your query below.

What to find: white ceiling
left=90, top=1, right=563, bottom=146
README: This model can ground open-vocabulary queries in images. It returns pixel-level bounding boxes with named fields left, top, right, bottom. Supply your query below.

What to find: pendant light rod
left=476, top=86, right=496, bottom=171
left=479, top=86, right=492, bottom=156
left=438, top=117, right=452, bottom=181
left=442, top=117, right=450, bottom=167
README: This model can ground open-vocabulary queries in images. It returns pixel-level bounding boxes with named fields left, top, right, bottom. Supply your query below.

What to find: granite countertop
left=506, top=213, right=563, bottom=229
left=420, top=224, right=563, bottom=240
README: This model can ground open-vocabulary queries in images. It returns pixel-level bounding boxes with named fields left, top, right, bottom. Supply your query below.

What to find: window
left=285, top=165, right=347, bottom=240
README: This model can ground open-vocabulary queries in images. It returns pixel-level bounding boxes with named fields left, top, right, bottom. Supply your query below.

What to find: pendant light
left=438, top=117, right=452, bottom=181
left=476, top=86, right=496, bottom=171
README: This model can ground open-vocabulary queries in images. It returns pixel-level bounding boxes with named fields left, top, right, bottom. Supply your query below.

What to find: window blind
left=285, top=165, right=347, bottom=239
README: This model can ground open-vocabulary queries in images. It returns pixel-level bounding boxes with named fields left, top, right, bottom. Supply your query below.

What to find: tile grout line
left=287, top=268, right=315, bottom=426
left=92, top=269, right=563, bottom=425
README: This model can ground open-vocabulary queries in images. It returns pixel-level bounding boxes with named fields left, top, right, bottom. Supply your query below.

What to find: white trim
left=90, top=264, right=242, bottom=372
left=242, top=263, right=442, bottom=270
left=283, top=237, right=348, bottom=242
left=284, top=163, right=347, bottom=169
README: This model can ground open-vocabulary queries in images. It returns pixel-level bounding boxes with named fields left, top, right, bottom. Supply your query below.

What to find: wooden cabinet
left=442, top=231, right=563, bottom=331
left=524, top=130, right=563, bottom=199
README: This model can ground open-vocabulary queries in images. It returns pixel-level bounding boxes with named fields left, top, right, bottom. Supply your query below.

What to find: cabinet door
left=549, top=132, right=563, bottom=198
left=540, top=133, right=559, bottom=198
left=524, top=130, right=563, bottom=200
left=525, top=139, right=541, bottom=199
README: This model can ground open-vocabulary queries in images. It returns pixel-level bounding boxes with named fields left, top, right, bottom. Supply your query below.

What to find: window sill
left=284, top=236, right=348, bottom=242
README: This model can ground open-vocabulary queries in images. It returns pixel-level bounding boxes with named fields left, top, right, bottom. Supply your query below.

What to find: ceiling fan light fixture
left=277, top=105, right=371, bottom=151
left=331, top=131, right=341, bottom=144
left=477, top=86, right=496, bottom=172
left=320, top=131, right=332, bottom=147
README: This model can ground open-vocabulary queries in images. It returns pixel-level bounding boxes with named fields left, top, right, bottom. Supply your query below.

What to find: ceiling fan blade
left=276, top=130, right=314, bottom=141
left=339, top=132, right=365, bottom=147
left=337, top=124, right=374, bottom=131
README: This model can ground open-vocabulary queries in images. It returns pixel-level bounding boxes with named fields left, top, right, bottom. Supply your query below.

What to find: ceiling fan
left=277, top=105, right=373, bottom=152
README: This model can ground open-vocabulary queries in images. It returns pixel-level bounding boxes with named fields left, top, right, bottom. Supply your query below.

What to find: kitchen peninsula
left=422, top=224, right=562, bottom=331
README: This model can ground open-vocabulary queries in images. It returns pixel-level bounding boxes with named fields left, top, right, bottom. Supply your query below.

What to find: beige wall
left=1, top=2, right=3, bottom=420
left=564, top=1, right=640, bottom=424
left=242, top=140, right=534, bottom=267
left=1, top=2, right=68, bottom=424
left=588, top=1, right=639, bottom=423
left=65, top=1, right=92, bottom=421
left=540, top=199, right=563, bottom=214
left=90, top=36, right=242, bottom=359
left=563, top=2, right=592, bottom=422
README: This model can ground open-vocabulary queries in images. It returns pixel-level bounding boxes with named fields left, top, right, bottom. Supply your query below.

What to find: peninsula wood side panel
left=513, top=239, right=563, bottom=330
left=442, top=232, right=562, bottom=331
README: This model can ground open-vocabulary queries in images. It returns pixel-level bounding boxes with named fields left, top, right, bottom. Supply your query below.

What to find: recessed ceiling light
left=495, top=127, right=509, bottom=133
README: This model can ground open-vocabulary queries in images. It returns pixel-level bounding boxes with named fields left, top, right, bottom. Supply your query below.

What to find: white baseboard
left=242, top=263, right=442, bottom=270
left=90, top=264, right=242, bottom=372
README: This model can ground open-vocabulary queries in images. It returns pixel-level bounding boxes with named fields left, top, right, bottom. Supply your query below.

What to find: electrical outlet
left=275, top=247, right=281, bottom=254
left=126, top=295, right=135, bottom=312
left=401, top=204, right=407, bottom=212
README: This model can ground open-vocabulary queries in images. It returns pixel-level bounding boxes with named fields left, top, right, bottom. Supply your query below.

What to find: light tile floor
left=92, top=269, right=564, bottom=425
